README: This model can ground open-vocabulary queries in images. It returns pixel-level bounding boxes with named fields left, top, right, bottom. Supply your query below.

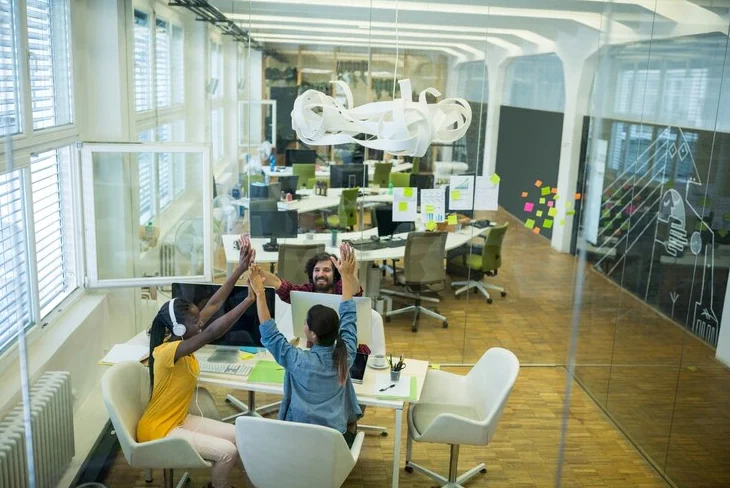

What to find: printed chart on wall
left=449, top=175, right=474, bottom=210
left=421, top=188, right=446, bottom=223
left=474, top=174, right=500, bottom=211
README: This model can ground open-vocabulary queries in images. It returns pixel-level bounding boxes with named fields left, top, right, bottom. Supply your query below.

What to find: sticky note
left=521, top=191, right=528, bottom=198
left=575, top=193, right=581, bottom=200
left=524, top=202, right=534, bottom=212
left=548, top=208, right=557, bottom=217
left=239, top=352, right=255, bottom=360
left=567, top=210, right=575, bottom=216
left=532, top=227, right=540, bottom=234
left=525, top=218, right=535, bottom=229
left=425, top=220, right=437, bottom=231
left=539, top=198, right=546, bottom=204
left=490, top=173, right=501, bottom=185
left=687, top=366, right=697, bottom=372
left=541, top=186, right=551, bottom=196
left=551, top=188, right=558, bottom=194
left=543, top=219, right=553, bottom=229
left=451, top=190, right=461, bottom=200
left=425, top=204, right=435, bottom=213
left=547, top=201, right=554, bottom=208
left=724, top=213, right=730, bottom=222
left=566, top=202, right=573, bottom=209
left=554, top=194, right=560, bottom=200
left=448, top=214, right=458, bottom=225
left=404, top=187, right=414, bottom=197
left=430, top=364, right=441, bottom=370
left=536, top=210, right=543, bottom=217
left=559, top=219, right=566, bottom=226
left=534, top=179, right=543, bottom=187
left=719, top=229, right=729, bottom=238
left=398, top=201, right=408, bottom=211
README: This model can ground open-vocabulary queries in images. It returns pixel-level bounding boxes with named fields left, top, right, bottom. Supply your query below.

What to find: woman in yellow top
left=137, top=236, right=255, bottom=488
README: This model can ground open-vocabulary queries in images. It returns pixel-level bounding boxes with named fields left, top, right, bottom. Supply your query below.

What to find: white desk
left=234, top=187, right=393, bottom=215
left=262, top=161, right=413, bottom=179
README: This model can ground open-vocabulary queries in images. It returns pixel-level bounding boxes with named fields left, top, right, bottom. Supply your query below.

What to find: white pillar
left=224, top=40, right=238, bottom=169
left=717, top=284, right=730, bottom=367
left=481, top=54, right=510, bottom=177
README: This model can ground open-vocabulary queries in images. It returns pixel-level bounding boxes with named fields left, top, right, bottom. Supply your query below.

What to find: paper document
left=392, top=187, right=417, bottom=222
left=373, top=374, right=417, bottom=400
left=421, top=188, right=446, bottom=223
left=99, top=344, right=149, bottom=365
left=474, top=176, right=499, bottom=211
left=449, top=175, right=474, bottom=210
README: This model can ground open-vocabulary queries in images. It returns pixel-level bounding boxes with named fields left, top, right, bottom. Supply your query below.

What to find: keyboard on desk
left=470, top=220, right=492, bottom=229
left=348, top=239, right=385, bottom=251
left=199, top=361, right=252, bottom=376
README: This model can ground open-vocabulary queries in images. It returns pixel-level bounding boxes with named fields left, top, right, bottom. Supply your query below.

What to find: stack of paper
left=99, top=344, right=149, bottom=365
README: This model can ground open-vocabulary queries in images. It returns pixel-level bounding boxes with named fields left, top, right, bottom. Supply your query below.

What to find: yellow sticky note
left=554, top=194, right=560, bottom=200
left=539, top=198, right=546, bottom=204
left=239, top=352, right=255, bottom=360
left=536, top=210, right=543, bottom=217
left=404, top=187, right=414, bottom=197
left=448, top=214, right=458, bottom=225
left=548, top=207, right=557, bottom=217
left=525, top=218, right=535, bottom=229
left=425, top=220, right=437, bottom=231
left=567, top=210, right=575, bottom=216
left=451, top=190, right=461, bottom=200
left=430, top=364, right=441, bottom=370
left=398, top=201, right=408, bottom=211
left=559, top=219, right=566, bottom=226
left=490, top=173, right=501, bottom=185
left=425, top=204, right=435, bottom=213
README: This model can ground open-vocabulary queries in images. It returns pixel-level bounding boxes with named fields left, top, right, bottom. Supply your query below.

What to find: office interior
left=1, top=0, right=730, bottom=487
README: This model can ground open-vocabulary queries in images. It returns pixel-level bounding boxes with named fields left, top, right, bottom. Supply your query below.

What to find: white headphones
left=169, top=299, right=187, bottom=337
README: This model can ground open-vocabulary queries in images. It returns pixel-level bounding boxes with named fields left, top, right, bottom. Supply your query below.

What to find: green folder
left=248, top=360, right=285, bottom=384
left=377, top=376, right=418, bottom=401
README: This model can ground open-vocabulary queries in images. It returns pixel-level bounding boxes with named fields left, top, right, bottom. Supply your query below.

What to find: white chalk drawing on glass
left=590, top=126, right=719, bottom=346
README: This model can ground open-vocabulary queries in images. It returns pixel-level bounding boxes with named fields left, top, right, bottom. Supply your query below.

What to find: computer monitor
left=277, top=175, right=299, bottom=196
left=444, top=185, right=474, bottom=218
left=374, top=205, right=415, bottom=238
left=330, top=164, right=367, bottom=188
left=250, top=182, right=281, bottom=200
left=171, top=283, right=276, bottom=348
left=250, top=209, right=299, bottom=251
left=289, top=291, right=372, bottom=347
left=285, top=149, right=317, bottom=166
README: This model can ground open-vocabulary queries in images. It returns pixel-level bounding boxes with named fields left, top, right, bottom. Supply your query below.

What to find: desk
left=233, top=187, right=393, bottom=215
left=262, top=161, right=413, bottom=179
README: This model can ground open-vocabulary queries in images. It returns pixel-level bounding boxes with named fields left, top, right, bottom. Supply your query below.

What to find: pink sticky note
left=547, top=201, right=554, bottom=208
left=524, top=202, right=534, bottom=213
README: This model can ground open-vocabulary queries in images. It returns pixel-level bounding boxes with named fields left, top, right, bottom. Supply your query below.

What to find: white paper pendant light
left=291, top=78, right=472, bottom=158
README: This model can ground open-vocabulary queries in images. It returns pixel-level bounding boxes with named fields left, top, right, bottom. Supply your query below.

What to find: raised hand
left=331, top=242, right=356, bottom=277
left=238, top=235, right=255, bottom=271
left=248, top=264, right=265, bottom=296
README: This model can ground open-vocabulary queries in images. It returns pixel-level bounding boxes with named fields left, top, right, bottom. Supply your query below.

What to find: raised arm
left=199, top=235, right=255, bottom=327
left=331, top=243, right=357, bottom=301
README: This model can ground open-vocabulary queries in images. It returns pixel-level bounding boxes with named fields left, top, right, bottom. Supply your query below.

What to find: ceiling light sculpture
left=291, top=78, right=471, bottom=157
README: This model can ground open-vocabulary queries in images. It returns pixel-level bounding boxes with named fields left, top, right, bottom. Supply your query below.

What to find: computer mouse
left=370, top=235, right=379, bottom=242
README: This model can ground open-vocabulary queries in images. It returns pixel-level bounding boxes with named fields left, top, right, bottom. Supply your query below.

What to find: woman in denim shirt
left=248, top=243, right=362, bottom=446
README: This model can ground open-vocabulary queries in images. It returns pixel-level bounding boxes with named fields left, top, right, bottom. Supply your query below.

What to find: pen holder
left=390, top=369, right=401, bottom=382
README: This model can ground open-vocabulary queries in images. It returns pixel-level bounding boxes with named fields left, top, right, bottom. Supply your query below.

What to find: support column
left=481, top=54, right=509, bottom=177
left=717, top=283, right=730, bottom=367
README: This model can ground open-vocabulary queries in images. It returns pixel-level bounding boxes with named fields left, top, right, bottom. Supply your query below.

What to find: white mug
left=371, top=354, right=386, bottom=368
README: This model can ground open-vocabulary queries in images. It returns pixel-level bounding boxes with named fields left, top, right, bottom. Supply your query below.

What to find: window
left=138, top=129, right=155, bottom=224
left=30, top=147, right=76, bottom=315
left=157, top=123, right=172, bottom=208
left=171, top=25, right=184, bottom=105
left=210, top=41, right=221, bottom=97
left=0, top=170, right=31, bottom=353
left=26, top=0, right=73, bottom=130
left=155, top=18, right=170, bottom=108
left=134, top=10, right=151, bottom=112
left=0, top=0, right=21, bottom=136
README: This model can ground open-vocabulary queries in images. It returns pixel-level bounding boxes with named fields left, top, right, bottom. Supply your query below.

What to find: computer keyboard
left=199, top=361, right=252, bottom=376
left=471, top=220, right=492, bottom=229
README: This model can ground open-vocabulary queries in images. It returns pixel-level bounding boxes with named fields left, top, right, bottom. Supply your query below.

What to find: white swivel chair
left=405, top=347, right=519, bottom=488
left=101, top=361, right=211, bottom=488
left=235, top=416, right=364, bottom=488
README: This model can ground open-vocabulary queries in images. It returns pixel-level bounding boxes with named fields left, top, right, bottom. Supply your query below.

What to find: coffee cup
left=371, top=354, right=386, bottom=368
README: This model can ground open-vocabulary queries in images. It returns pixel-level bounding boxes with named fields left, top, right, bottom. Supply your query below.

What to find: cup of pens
left=389, top=354, right=406, bottom=382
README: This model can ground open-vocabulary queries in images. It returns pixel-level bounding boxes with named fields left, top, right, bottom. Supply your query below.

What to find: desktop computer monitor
left=171, top=283, right=276, bottom=347
left=285, top=149, right=317, bottom=166
left=444, top=185, right=474, bottom=218
left=330, top=164, right=367, bottom=188
left=250, top=182, right=281, bottom=200
left=277, top=175, right=299, bottom=196
left=290, top=291, right=372, bottom=347
left=250, top=209, right=299, bottom=251
left=374, top=205, right=415, bottom=238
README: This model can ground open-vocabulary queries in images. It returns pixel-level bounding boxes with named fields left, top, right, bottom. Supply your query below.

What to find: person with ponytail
left=137, top=236, right=256, bottom=488
left=248, top=243, right=362, bottom=447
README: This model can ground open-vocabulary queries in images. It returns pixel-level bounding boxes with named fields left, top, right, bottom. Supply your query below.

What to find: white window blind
left=0, top=0, right=20, bottom=136
left=30, top=147, right=75, bottom=315
left=171, top=25, right=184, bottom=105
left=155, top=18, right=170, bottom=108
left=173, top=119, right=185, bottom=196
left=138, top=129, right=155, bottom=224
left=0, top=170, right=32, bottom=353
left=26, top=0, right=73, bottom=130
left=134, top=10, right=151, bottom=112
left=157, top=123, right=172, bottom=209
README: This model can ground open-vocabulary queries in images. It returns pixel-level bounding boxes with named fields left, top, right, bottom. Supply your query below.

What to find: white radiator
left=0, top=371, right=75, bottom=488
left=160, top=240, right=176, bottom=277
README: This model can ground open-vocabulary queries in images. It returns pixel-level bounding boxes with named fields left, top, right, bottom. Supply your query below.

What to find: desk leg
left=359, top=260, right=370, bottom=296
left=392, top=406, right=402, bottom=488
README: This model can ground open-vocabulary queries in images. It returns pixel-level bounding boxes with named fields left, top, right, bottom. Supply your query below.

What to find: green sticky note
left=490, top=173, right=501, bottom=185
left=543, top=219, right=553, bottom=229
left=451, top=190, right=461, bottom=200
left=723, top=213, right=730, bottom=222
left=719, top=229, right=729, bottom=238
left=404, top=187, right=414, bottom=197
left=548, top=207, right=558, bottom=217
left=525, top=218, right=536, bottom=229
left=425, top=204, right=435, bottom=213
left=554, top=194, right=560, bottom=200
left=248, top=361, right=285, bottom=384
left=447, top=214, right=458, bottom=225
left=559, top=219, right=566, bottom=226
left=398, top=201, right=408, bottom=211
left=567, top=210, right=575, bottom=216
left=541, top=186, right=551, bottom=196
left=425, top=220, right=437, bottom=231
left=536, top=210, right=543, bottom=217
left=539, top=198, right=546, bottom=204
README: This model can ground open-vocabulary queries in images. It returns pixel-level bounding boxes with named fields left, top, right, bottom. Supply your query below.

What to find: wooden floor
left=102, top=207, right=730, bottom=487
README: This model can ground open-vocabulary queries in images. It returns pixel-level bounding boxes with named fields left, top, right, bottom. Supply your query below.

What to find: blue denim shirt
left=259, top=299, right=363, bottom=433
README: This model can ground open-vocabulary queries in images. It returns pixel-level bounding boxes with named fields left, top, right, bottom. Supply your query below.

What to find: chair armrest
left=130, top=437, right=211, bottom=469
left=417, top=369, right=469, bottom=404
left=349, top=431, right=366, bottom=461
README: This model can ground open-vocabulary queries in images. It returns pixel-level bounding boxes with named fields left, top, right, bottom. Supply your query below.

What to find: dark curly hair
left=304, top=252, right=341, bottom=284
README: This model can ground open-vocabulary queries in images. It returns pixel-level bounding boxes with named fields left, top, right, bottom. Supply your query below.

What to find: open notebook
left=99, top=344, right=149, bottom=366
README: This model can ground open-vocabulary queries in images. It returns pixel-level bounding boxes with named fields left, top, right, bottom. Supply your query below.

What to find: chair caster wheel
left=380, top=431, right=388, bottom=437
left=480, top=468, right=487, bottom=474
left=487, top=298, right=493, bottom=304
left=411, top=326, right=418, bottom=332
left=501, top=291, right=507, bottom=297
left=404, top=466, right=413, bottom=473
left=442, top=321, right=448, bottom=328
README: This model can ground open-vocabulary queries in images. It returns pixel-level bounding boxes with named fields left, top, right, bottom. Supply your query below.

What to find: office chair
left=390, top=172, right=411, bottom=188
left=405, top=348, right=519, bottom=488
left=292, top=163, right=316, bottom=189
left=320, top=188, right=359, bottom=230
left=448, top=223, right=508, bottom=303
left=372, top=162, right=393, bottom=187
left=235, top=416, right=364, bottom=488
left=101, top=362, right=214, bottom=488
left=383, top=231, right=448, bottom=332
left=277, top=243, right=325, bottom=283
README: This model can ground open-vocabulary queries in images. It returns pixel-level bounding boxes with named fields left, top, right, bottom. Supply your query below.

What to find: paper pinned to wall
left=393, top=187, right=417, bottom=222
left=421, top=188, right=446, bottom=223
left=474, top=176, right=499, bottom=211
left=449, top=175, right=474, bottom=210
